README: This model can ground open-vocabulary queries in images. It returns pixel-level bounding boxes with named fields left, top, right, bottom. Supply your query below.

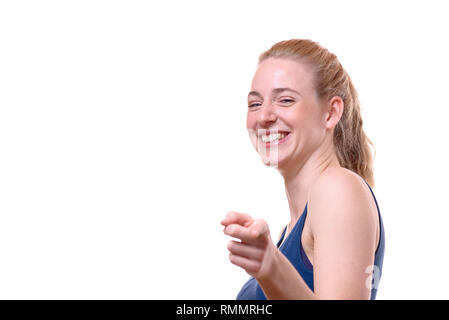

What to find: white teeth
left=261, top=133, right=287, bottom=143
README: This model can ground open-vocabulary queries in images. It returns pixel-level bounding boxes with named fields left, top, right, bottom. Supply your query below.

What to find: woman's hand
left=221, top=211, right=279, bottom=280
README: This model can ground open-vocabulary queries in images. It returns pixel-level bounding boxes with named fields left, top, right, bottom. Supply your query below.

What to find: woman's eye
left=279, top=99, right=294, bottom=104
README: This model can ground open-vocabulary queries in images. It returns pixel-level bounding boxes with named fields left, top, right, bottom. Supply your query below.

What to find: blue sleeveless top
left=236, top=181, right=385, bottom=300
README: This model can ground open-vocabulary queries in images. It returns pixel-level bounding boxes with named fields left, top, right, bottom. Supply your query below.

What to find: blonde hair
left=259, top=39, right=376, bottom=187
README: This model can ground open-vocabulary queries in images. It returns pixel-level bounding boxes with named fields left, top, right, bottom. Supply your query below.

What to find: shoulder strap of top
left=276, top=225, right=288, bottom=248
left=363, top=180, right=383, bottom=254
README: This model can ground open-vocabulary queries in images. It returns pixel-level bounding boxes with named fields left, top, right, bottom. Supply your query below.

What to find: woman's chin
left=259, top=153, right=289, bottom=169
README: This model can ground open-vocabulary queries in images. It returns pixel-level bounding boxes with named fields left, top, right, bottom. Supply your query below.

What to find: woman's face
left=247, top=57, right=327, bottom=169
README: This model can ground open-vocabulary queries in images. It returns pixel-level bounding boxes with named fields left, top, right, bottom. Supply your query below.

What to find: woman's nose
left=258, top=101, right=277, bottom=127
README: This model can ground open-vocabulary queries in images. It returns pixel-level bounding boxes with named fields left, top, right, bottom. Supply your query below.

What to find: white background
left=0, top=0, right=448, bottom=299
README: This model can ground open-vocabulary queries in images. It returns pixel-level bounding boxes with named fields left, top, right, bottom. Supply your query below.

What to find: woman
left=221, top=39, right=385, bottom=300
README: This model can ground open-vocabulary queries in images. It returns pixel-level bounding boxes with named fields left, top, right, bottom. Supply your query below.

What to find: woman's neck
left=282, top=147, right=340, bottom=225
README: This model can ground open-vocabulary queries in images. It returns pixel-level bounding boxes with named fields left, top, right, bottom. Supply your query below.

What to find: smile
left=259, top=131, right=291, bottom=147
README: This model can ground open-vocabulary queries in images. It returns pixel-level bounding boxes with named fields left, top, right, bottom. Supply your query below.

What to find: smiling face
left=247, top=57, right=329, bottom=169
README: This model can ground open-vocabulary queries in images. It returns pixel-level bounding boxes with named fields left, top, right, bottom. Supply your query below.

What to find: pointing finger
left=224, top=223, right=268, bottom=244
left=221, top=211, right=253, bottom=227
left=224, top=224, right=254, bottom=243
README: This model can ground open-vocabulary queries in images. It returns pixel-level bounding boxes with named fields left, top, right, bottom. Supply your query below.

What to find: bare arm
left=256, top=247, right=316, bottom=299
left=310, top=169, right=377, bottom=299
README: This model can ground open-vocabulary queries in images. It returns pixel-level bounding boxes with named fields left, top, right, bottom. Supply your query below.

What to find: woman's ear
left=324, top=96, right=344, bottom=129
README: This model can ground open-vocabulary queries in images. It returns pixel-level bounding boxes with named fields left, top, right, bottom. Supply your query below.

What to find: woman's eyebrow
left=272, top=87, right=302, bottom=96
left=248, top=87, right=302, bottom=98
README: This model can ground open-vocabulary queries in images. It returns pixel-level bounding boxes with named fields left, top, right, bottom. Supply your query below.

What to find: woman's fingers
left=223, top=223, right=260, bottom=244
left=229, top=253, right=261, bottom=273
left=221, top=211, right=252, bottom=227
left=224, top=219, right=270, bottom=244
left=249, top=219, right=269, bottom=238
left=223, top=215, right=274, bottom=278
left=227, top=240, right=264, bottom=260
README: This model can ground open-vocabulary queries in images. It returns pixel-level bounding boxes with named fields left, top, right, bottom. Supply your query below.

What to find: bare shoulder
left=311, top=167, right=367, bottom=198
left=308, top=167, right=378, bottom=248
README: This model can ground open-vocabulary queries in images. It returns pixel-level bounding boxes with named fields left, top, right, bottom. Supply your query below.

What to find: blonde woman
left=221, top=39, right=385, bottom=300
